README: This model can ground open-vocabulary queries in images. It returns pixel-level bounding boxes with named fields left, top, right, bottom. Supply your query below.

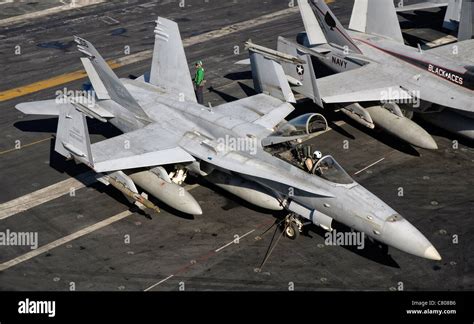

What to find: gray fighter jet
left=273, top=0, right=474, bottom=148
left=15, top=17, right=441, bottom=260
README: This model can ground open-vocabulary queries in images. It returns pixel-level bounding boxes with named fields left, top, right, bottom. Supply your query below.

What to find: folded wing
left=317, top=64, right=413, bottom=103
left=149, top=17, right=196, bottom=102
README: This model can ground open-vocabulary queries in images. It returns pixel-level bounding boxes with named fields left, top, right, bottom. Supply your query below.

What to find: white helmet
left=313, top=150, right=322, bottom=159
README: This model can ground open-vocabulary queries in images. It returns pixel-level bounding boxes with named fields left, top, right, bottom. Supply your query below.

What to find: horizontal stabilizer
left=16, top=99, right=64, bottom=116
left=16, top=98, right=115, bottom=121
left=54, top=103, right=93, bottom=166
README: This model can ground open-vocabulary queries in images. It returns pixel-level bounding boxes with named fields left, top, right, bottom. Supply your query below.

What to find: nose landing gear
left=282, top=213, right=303, bottom=240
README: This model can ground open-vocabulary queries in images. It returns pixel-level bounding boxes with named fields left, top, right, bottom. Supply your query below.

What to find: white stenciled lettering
left=427, top=64, right=464, bottom=85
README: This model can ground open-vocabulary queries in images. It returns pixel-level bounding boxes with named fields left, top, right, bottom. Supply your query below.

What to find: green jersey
left=194, top=67, right=204, bottom=86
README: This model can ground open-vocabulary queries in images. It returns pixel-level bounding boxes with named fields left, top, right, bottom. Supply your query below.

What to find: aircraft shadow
left=14, top=118, right=122, bottom=138
left=36, top=40, right=75, bottom=52
left=46, top=133, right=192, bottom=220
left=195, top=174, right=399, bottom=267
left=46, top=135, right=398, bottom=267
left=398, top=10, right=447, bottom=31
left=224, top=71, right=253, bottom=81
left=195, top=176, right=281, bottom=216
left=300, top=220, right=400, bottom=268
left=414, top=115, right=474, bottom=148
left=208, top=86, right=239, bottom=103
left=333, top=112, right=422, bottom=157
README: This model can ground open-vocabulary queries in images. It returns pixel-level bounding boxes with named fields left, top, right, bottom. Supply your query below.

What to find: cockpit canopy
left=314, top=155, right=354, bottom=185
left=272, top=113, right=328, bottom=137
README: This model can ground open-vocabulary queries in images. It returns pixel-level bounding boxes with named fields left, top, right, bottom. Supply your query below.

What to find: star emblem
left=296, top=65, right=304, bottom=75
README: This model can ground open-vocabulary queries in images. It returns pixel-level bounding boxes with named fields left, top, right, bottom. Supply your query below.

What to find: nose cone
left=424, top=245, right=442, bottom=261
left=380, top=215, right=441, bottom=261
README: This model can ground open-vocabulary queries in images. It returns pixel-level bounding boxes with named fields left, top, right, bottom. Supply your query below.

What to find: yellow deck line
left=0, top=61, right=120, bottom=102
left=0, top=1, right=337, bottom=103
left=0, top=136, right=53, bottom=156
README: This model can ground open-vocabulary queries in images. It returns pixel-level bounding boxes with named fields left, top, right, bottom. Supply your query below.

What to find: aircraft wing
left=179, top=132, right=334, bottom=197
left=149, top=17, right=196, bottom=103
left=213, top=94, right=294, bottom=129
left=91, top=123, right=195, bottom=172
left=317, top=64, right=413, bottom=103
left=427, top=40, right=474, bottom=65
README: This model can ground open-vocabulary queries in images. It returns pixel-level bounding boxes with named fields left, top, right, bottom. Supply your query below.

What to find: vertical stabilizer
left=75, top=36, right=149, bottom=120
left=349, top=0, right=404, bottom=43
left=304, top=0, right=362, bottom=53
left=297, top=0, right=327, bottom=45
left=458, top=0, right=474, bottom=40
left=443, top=0, right=462, bottom=30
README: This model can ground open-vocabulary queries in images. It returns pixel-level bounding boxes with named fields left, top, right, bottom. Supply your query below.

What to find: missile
left=129, top=171, right=202, bottom=215
left=107, top=176, right=160, bottom=213
left=339, top=103, right=375, bottom=129
left=245, top=40, right=306, bottom=65
left=365, top=105, right=438, bottom=150
left=204, top=170, right=283, bottom=211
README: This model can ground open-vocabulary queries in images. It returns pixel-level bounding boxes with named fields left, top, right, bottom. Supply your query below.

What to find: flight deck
left=0, top=0, right=472, bottom=291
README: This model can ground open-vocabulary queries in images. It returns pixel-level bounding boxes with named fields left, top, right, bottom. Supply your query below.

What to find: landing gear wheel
left=284, top=221, right=300, bottom=240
